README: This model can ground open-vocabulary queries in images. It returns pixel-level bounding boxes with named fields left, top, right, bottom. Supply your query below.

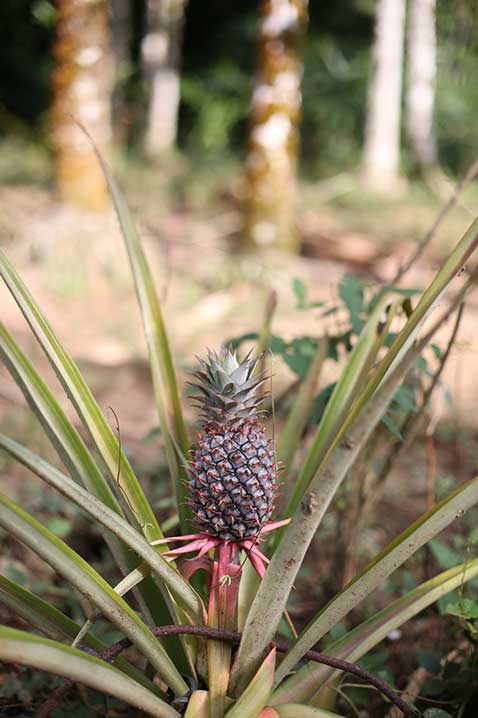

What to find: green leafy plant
left=1, top=147, right=478, bottom=718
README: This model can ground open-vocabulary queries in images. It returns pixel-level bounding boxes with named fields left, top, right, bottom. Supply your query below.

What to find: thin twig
left=392, top=158, right=478, bottom=284
left=425, top=432, right=437, bottom=509
left=256, top=290, right=278, bottom=406
left=357, top=299, right=466, bottom=525
left=283, top=608, right=299, bottom=639
left=37, top=624, right=418, bottom=718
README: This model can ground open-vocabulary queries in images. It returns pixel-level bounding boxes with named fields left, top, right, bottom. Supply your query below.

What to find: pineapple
left=189, top=348, right=277, bottom=541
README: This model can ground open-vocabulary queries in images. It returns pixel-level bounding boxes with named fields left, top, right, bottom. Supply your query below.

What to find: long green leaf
left=230, top=215, right=478, bottom=692
left=0, top=247, right=162, bottom=546
left=229, top=329, right=424, bottom=694
left=271, top=558, right=478, bottom=704
left=238, top=555, right=261, bottom=632
left=0, top=575, right=159, bottom=694
left=225, top=648, right=276, bottom=718
left=266, top=706, right=347, bottom=717
left=274, top=476, right=478, bottom=684
left=90, top=143, right=191, bottom=532
left=230, top=289, right=470, bottom=693
left=185, top=690, right=209, bottom=717
left=346, top=214, right=478, bottom=430
left=276, top=337, right=328, bottom=483
left=256, top=289, right=278, bottom=400
left=0, top=250, right=189, bottom=646
left=0, top=320, right=188, bottom=649
left=0, top=433, right=203, bottom=621
left=69, top=563, right=153, bottom=651
left=358, top=301, right=465, bottom=524
left=0, top=322, right=129, bottom=564
left=0, top=626, right=180, bottom=718
left=0, top=493, right=188, bottom=696
left=283, top=297, right=392, bottom=519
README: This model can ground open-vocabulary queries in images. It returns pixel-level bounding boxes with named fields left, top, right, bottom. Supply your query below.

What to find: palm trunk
left=142, top=0, right=187, bottom=156
left=51, top=0, right=113, bottom=211
left=244, top=0, right=308, bottom=252
left=406, top=0, right=437, bottom=172
left=361, top=0, right=406, bottom=192
left=111, top=0, right=132, bottom=144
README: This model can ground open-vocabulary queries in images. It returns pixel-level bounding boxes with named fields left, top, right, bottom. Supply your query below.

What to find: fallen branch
left=37, top=624, right=418, bottom=718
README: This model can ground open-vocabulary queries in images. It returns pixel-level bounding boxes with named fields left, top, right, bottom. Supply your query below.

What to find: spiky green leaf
left=0, top=493, right=188, bottom=696
left=0, top=626, right=180, bottom=718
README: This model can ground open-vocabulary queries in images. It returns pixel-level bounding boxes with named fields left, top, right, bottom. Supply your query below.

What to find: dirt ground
left=1, top=179, right=477, bottom=445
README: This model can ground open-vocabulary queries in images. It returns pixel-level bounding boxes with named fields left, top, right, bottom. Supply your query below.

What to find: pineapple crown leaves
left=190, top=347, right=269, bottom=429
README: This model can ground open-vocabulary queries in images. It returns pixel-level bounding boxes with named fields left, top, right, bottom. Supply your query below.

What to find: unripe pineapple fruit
left=189, top=349, right=277, bottom=541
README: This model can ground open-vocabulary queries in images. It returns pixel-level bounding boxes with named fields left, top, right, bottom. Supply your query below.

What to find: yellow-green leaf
left=0, top=626, right=180, bottom=718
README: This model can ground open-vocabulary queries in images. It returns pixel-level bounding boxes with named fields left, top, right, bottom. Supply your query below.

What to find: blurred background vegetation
left=0, top=0, right=476, bottom=179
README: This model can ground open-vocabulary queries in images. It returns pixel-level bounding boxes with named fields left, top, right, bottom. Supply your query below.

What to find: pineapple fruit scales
left=189, top=349, right=277, bottom=541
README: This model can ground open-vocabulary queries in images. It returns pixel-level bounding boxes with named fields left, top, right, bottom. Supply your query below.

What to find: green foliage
left=181, top=63, right=248, bottom=152
left=0, top=666, right=51, bottom=707
left=416, top=649, right=442, bottom=675
left=45, top=516, right=72, bottom=538
left=292, top=278, right=325, bottom=310
left=428, top=538, right=463, bottom=571
left=445, top=598, right=478, bottom=620
left=233, top=274, right=426, bottom=440
left=338, top=273, right=365, bottom=334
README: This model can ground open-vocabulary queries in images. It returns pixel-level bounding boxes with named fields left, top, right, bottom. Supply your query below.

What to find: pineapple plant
left=155, top=348, right=284, bottom=580
left=189, top=349, right=277, bottom=542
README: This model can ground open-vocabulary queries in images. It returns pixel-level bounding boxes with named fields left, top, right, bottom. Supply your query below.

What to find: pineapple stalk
left=207, top=543, right=241, bottom=718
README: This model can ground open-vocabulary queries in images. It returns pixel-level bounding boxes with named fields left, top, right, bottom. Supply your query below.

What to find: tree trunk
left=51, top=0, right=113, bottom=211
left=406, top=0, right=437, bottom=172
left=361, top=0, right=406, bottom=192
left=244, top=0, right=308, bottom=252
left=111, top=0, right=132, bottom=144
left=142, top=0, right=187, bottom=156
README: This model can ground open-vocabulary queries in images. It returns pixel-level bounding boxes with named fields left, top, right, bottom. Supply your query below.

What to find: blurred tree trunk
left=51, top=0, right=113, bottom=211
left=406, top=0, right=437, bottom=173
left=361, top=0, right=406, bottom=192
left=244, top=0, right=308, bottom=252
left=111, top=0, right=132, bottom=144
left=142, top=0, right=187, bottom=156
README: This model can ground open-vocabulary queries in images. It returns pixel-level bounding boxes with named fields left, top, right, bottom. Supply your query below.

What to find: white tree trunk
left=406, top=0, right=437, bottom=170
left=142, top=0, right=187, bottom=155
left=362, top=0, right=406, bottom=191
